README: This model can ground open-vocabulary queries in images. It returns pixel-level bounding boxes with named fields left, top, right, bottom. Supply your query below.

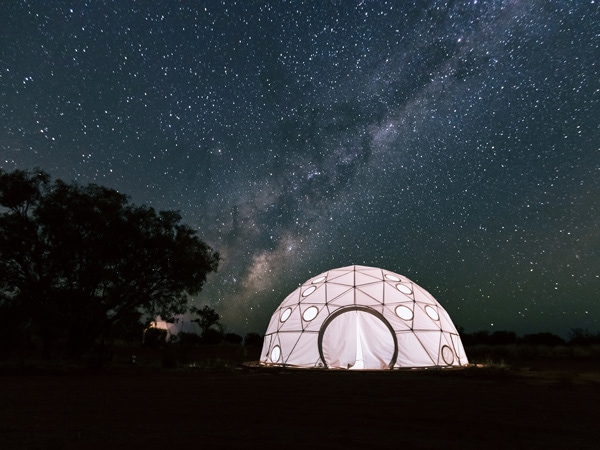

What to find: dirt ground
left=1, top=347, right=599, bottom=450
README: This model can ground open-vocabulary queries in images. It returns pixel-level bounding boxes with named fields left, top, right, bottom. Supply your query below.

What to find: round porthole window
left=441, top=345, right=454, bottom=365
left=302, top=286, right=316, bottom=297
left=302, top=306, right=319, bottom=321
left=425, top=305, right=439, bottom=321
left=396, top=283, right=412, bottom=295
left=270, top=345, right=281, bottom=363
left=280, top=307, right=292, bottom=322
left=312, top=276, right=326, bottom=284
left=385, top=274, right=400, bottom=282
left=395, top=305, right=413, bottom=321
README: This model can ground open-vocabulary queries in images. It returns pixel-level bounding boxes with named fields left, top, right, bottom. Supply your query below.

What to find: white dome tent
left=260, top=265, right=468, bottom=370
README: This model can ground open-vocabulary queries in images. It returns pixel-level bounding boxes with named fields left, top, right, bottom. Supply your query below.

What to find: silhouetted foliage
left=489, top=330, right=518, bottom=346
left=202, top=327, right=224, bottom=345
left=143, top=328, right=168, bottom=348
left=0, top=169, right=219, bottom=358
left=520, top=332, right=565, bottom=346
left=105, top=309, right=147, bottom=343
left=460, top=330, right=491, bottom=346
left=175, top=332, right=203, bottom=347
left=191, top=305, right=222, bottom=339
left=224, top=332, right=243, bottom=345
left=244, top=332, right=264, bottom=347
left=568, top=328, right=600, bottom=345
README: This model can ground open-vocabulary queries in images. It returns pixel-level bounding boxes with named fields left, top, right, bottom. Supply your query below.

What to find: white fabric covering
left=260, top=265, right=468, bottom=369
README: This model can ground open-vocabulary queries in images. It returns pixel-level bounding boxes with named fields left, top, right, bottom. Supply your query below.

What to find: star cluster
left=2, top=0, right=598, bottom=337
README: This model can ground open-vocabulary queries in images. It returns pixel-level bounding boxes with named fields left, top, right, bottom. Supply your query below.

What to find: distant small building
left=145, top=315, right=201, bottom=341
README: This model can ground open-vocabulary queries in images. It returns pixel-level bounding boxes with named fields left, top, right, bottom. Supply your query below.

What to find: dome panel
left=355, top=271, right=382, bottom=286
left=355, top=265, right=384, bottom=278
left=382, top=303, right=414, bottom=331
left=355, top=289, right=384, bottom=306
left=384, top=281, right=412, bottom=302
left=412, top=304, right=442, bottom=331
left=326, top=270, right=355, bottom=286
left=395, top=332, right=436, bottom=367
left=356, top=282, right=384, bottom=303
left=413, top=330, right=444, bottom=365
left=276, top=305, right=304, bottom=332
left=301, top=283, right=328, bottom=304
left=326, top=290, right=355, bottom=308
left=325, top=283, right=353, bottom=303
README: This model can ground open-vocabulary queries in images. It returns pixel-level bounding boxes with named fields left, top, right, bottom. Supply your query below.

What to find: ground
left=1, top=346, right=599, bottom=449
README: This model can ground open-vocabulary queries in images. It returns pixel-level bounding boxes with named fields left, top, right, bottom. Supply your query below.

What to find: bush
left=143, top=328, right=167, bottom=348
left=224, top=333, right=243, bottom=345
left=244, top=332, right=263, bottom=347
left=175, top=332, right=203, bottom=347
left=520, top=333, right=565, bottom=346
left=202, top=328, right=223, bottom=345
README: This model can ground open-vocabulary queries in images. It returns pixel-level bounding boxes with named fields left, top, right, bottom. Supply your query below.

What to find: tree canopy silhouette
left=0, top=169, right=219, bottom=358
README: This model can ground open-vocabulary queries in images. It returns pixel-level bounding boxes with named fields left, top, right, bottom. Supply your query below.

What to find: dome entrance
left=318, top=306, right=398, bottom=370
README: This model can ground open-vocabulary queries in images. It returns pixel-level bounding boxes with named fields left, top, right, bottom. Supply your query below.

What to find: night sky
left=2, top=1, right=598, bottom=338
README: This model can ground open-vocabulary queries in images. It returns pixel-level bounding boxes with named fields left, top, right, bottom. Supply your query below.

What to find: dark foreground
left=1, top=349, right=599, bottom=449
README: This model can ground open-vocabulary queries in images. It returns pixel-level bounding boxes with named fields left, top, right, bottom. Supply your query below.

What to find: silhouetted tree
left=520, top=332, right=565, bottom=346
left=244, top=332, right=264, bottom=347
left=224, top=332, right=243, bottom=345
left=489, top=330, right=518, bottom=346
left=569, top=328, right=600, bottom=346
left=191, top=305, right=223, bottom=341
left=0, top=169, right=219, bottom=358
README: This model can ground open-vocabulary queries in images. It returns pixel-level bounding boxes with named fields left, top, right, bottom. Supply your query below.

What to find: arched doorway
left=318, top=306, right=398, bottom=369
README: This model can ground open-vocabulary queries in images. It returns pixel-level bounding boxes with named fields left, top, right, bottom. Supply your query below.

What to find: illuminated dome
left=260, top=265, right=468, bottom=370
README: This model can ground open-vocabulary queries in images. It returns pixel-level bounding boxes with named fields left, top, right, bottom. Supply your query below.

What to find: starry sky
left=2, top=0, right=599, bottom=338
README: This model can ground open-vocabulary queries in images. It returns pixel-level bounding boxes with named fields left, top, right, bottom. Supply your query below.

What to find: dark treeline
left=459, top=328, right=600, bottom=347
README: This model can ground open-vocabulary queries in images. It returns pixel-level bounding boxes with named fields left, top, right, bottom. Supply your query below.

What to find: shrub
left=176, top=332, right=203, bottom=347
left=202, top=328, right=223, bottom=345
left=224, top=333, right=243, bottom=345
left=244, top=332, right=263, bottom=347
left=143, top=328, right=167, bottom=348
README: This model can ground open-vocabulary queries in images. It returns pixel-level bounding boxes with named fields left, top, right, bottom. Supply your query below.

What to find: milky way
left=1, top=1, right=598, bottom=337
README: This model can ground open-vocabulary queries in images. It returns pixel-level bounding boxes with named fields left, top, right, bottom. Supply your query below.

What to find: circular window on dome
left=270, top=345, right=281, bottom=363
left=441, top=345, right=454, bottom=365
left=302, top=306, right=319, bottom=321
left=312, top=276, right=326, bottom=284
left=385, top=274, right=400, bottom=282
left=302, top=286, right=317, bottom=297
left=395, top=305, right=413, bottom=321
left=280, top=307, right=292, bottom=322
left=425, top=305, right=439, bottom=320
left=396, top=283, right=412, bottom=295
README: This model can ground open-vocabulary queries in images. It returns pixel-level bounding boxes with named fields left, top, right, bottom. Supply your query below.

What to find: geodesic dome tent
left=260, top=265, right=468, bottom=370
